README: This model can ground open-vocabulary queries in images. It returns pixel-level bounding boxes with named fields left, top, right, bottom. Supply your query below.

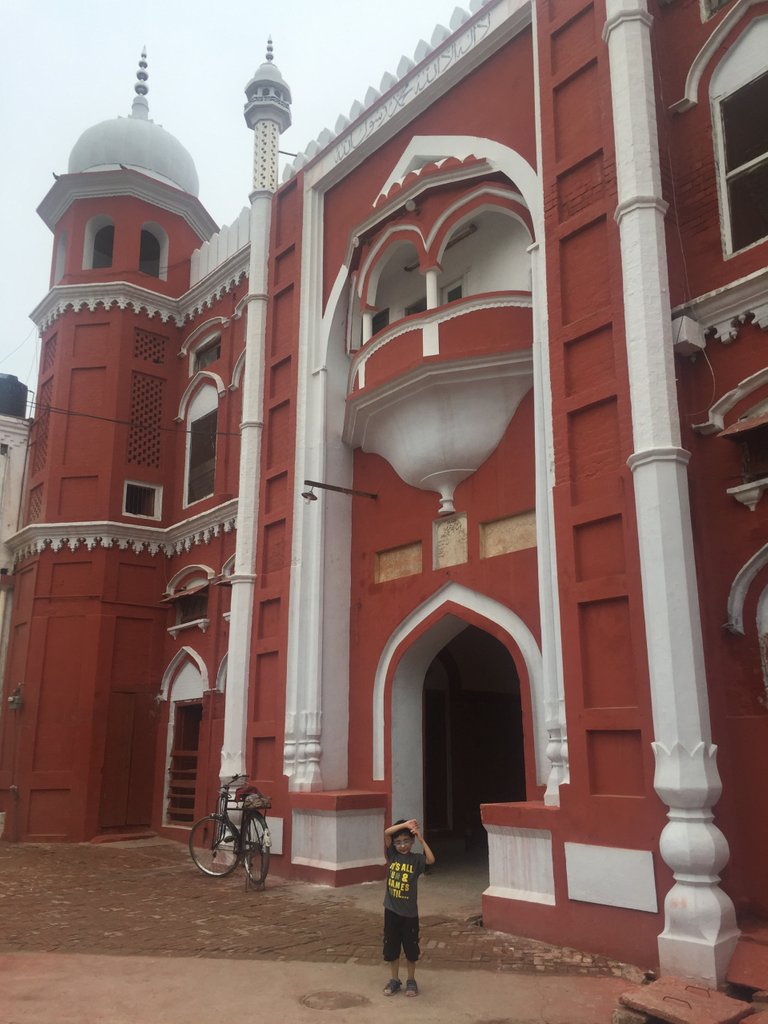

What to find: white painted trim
left=565, top=842, right=657, bottom=912
left=726, top=540, right=768, bottom=634
left=8, top=499, right=237, bottom=562
left=484, top=824, right=556, bottom=905
left=176, top=372, right=226, bottom=423
left=159, top=646, right=209, bottom=702
left=165, top=562, right=216, bottom=596
left=178, top=317, right=229, bottom=358
left=372, top=581, right=546, bottom=785
left=670, top=0, right=763, bottom=112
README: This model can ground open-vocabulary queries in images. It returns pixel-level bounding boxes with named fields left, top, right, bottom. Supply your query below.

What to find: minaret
left=243, top=39, right=293, bottom=191
left=221, top=42, right=292, bottom=780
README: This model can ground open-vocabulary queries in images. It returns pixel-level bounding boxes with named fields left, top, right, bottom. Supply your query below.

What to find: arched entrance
left=380, top=586, right=543, bottom=847
left=424, top=625, right=525, bottom=846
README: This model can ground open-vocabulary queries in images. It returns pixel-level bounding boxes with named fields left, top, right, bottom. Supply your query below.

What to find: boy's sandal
left=383, top=979, right=402, bottom=996
left=405, top=980, right=419, bottom=997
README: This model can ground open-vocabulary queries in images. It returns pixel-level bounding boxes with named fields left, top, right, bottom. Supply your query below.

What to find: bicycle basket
left=235, top=785, right=271, bottom=810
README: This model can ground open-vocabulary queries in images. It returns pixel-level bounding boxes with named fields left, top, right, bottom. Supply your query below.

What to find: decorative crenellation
left=9, top=500, right=238, bottom=564
left=281, top=2, right=492, bottom=183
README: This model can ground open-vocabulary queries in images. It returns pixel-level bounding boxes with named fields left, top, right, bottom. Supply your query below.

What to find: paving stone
left=620, top=975, right=754, bottom=1024
left=611, top=1008, right=650, bottom=1024
left=728, top=940, right=768, bottom=991
left=0, top=838, right=642, bottom=981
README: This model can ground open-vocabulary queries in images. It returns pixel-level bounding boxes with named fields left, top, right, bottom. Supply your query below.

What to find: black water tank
left=0, top=374, right=28, bottom=418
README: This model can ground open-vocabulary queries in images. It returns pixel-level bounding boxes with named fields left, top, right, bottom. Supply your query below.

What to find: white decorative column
left=425, top=267, right=439, bottom=309
left=604, top=0, right=738, bottom=983
left=529, top=242, right=568, bottom=804
left=221, top=42, right=292, bottom=780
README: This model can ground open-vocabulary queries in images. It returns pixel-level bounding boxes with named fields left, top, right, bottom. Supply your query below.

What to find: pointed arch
left=372, top=582, right=546, bottom=784
left=176, top=371, right=227, bottom=422
left=159, top=646, right=209, bottom=701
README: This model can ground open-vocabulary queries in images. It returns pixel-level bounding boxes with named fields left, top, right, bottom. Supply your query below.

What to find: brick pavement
left=0, top=838, right=642, bottom=981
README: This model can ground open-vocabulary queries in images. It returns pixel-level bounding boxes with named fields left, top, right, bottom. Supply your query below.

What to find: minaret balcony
left=343, top=291, right=534, bottom=514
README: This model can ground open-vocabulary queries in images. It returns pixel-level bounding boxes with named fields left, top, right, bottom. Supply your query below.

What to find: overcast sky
left=1, top=0, right=466, bottom=400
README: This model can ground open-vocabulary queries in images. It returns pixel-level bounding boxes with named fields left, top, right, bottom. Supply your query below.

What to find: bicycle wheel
left=243, top=811, right=271, bottom=887
left=189, top=814, right=240, bottom=877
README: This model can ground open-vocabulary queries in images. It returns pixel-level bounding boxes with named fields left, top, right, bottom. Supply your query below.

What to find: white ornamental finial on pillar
left=243, top=38, right=292, bottom=192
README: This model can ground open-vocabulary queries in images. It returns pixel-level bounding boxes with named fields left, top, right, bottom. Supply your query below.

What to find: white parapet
left=291, top=808, right=386, bottom=871
left=484, top=824, right=555, bottom=905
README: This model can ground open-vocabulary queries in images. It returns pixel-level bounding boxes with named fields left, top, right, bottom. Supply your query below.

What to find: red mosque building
left=2, top=0, right=768, bottom=987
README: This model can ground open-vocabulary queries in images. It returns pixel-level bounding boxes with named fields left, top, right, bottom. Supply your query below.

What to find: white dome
left=68, top=113, right=199, bottom=196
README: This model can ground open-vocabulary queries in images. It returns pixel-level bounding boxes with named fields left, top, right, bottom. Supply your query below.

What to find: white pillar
left=220, top=190, right=272, bottom=781
left=529, top=242, right=568, bottom=803
left=604, top=0, right=738, bottom=984
left=425, top=268, right=439, bottom=309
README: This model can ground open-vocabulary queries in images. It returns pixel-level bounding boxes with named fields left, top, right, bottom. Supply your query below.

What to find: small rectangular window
left=177, top=591, right=209, bottom=624
left=124, top=482, right=161, bottom=518
left=371, top=308, right=390, bottom=335
left=193, top=336, right=222, bottom=372
left=404, top=297, right=427, bottom=316
left=187, top=409, right=217, bottom=504
left=443, top=281, right=463, bottom=303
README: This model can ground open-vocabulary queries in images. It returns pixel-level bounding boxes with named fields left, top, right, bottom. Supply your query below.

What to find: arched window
left=711, top=18, right=768, bottom=254
left=185, top=385, right=218, bottom=506
left=139, top=222, right=169, bottom=279
left=83, top=215, right=115, bottom=270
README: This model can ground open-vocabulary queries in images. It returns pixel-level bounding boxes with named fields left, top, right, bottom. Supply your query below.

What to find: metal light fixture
left=302, top=479, right=377, bottom=502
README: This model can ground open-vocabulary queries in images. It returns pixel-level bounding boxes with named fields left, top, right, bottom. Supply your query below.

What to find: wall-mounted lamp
left=7, top=685, right=23, bottom=711
left=302, top=479, right=377, bottom=503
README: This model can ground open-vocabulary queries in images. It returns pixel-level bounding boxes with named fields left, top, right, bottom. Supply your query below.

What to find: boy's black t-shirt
left=384, top=846, right=426, bottom=918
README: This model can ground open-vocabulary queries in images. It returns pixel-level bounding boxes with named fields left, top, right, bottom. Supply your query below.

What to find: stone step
left=619, top=976, right=754, bottom=1024
left=728, top=924, right=768, bottom=991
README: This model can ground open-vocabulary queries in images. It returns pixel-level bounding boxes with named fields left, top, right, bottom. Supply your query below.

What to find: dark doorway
left=167, top=701, right=203, bottom=824
left=423, top=625, right=525, bottom=847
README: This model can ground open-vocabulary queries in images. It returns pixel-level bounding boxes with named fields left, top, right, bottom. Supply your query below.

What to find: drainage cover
left=300, top=991, right=371, bottom=1011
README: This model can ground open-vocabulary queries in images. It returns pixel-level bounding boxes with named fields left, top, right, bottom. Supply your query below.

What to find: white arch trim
left=176, top=371, right=227, bottom=422
left=694, top=366, right=768, bottom=434
left=179, top=317, right=229, bottom=358
left=727, top=540, right=768, bottom=634
left=380, top=136, right=542, bottom=239
left=671, top=0, right=763, bottom=112
left=427, top=185, right=530, bottom=254
left=159, top=646, right=210, bottom=701
left=231, top=348, right=246, bottom=391
left=372, top=581, right=546, bottom=782
left=165, top=562, right=216, bottom=596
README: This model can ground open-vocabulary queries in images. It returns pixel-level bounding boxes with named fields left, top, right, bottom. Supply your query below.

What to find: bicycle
left=188, top=775, right=272, bottom=890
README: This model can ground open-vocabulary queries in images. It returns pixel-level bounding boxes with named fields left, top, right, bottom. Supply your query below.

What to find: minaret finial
left=266, top=37, right=273, bottom=62
left=131, top=47, right=149, bottom=120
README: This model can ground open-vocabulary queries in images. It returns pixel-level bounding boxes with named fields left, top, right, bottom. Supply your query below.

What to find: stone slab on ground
left=728, top=938, right=768, bottom=991
left=620, top=975, right=754, bottom=1024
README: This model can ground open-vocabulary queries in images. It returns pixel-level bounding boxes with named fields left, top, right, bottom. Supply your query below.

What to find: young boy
left=382, top=817, right=436, bottom=997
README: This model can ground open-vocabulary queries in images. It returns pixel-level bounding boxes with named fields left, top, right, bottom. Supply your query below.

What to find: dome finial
left=131, top=47, right=150, bottom=120
left=266, top=37, right=274, bottom=62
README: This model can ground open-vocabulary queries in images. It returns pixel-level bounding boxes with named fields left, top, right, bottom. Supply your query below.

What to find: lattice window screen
left=127, top=372, right=164, bottom=468
left=133, top=327, right=168, bottom=365
left=32, top=378, right=53, bottom=475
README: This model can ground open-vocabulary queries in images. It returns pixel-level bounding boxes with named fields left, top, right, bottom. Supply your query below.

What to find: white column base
left=658, top=925, right=739, bottom=987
